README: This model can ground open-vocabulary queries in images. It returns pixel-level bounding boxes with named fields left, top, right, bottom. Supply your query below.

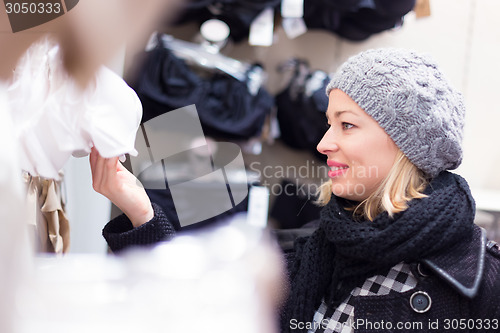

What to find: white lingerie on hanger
left=7, top=38, right=142, bottom=179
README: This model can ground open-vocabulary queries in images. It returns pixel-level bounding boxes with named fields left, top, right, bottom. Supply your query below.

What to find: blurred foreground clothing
left=7, top=38, right=142, bottom=179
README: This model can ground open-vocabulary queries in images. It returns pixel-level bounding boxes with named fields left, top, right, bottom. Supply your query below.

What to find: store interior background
left=66, top=0, right=500, bottom=253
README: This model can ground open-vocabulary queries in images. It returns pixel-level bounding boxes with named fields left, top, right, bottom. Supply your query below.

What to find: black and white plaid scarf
left=281, top=171, right=475, bottom=332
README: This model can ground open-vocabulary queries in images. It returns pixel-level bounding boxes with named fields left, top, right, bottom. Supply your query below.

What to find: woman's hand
left=90, top=147, right=153, bottom=228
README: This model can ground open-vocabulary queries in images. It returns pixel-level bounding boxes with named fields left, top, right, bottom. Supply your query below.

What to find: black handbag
left=132, top=36, right=274, bottom=140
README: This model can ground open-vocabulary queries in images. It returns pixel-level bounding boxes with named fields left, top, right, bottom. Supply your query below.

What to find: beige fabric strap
left=24, top=173, right=70, bottom=254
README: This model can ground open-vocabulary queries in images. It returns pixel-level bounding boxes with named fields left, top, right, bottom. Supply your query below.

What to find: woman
left=91, top=48, right=500, bottom=332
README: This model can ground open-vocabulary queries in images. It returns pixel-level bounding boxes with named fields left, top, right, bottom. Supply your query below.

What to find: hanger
left=277, top=58, right=331, bottom=98
left=146, top=32, right=265, bottom=95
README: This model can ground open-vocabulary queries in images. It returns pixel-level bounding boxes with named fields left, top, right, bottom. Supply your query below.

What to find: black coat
left=354, top=226, right=500, bottom=332
left=276, top=225, right=500, bottom=332
left=104, top=205, right=500, bottom=332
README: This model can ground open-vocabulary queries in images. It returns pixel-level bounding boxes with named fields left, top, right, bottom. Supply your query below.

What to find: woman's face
left=317, top=89, right=399, bottom=202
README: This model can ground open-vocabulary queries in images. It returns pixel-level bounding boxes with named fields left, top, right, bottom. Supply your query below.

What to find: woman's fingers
left=90, top=147, right=97, bottom=172
left=116, top=158, right=128, bottom=172
left=90, top=147, right=120, bottom=195
left=102, top=156, right=120, bottom=192
left=89, top=148, right=153, bottom=228
left=90, top=147, right=100, bottom=187
left=90, top=148, right=103, bottom=191
left=94, top=149, right=107, bottom=192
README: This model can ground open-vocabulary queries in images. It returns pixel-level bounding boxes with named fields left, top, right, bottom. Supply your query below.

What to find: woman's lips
left=328, top=167, right=348, bottom=178
left=327, top=160, right=349, bottom=178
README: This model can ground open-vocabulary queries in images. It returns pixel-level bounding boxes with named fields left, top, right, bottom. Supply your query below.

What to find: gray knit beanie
left=326, top=48, right=465, bottom=178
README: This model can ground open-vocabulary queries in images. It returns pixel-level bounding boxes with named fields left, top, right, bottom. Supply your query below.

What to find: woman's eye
left=342, top=122, right=354, bottom=130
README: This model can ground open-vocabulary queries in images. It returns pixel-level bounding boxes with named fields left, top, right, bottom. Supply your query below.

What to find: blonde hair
left=316, top=151, right=429, bottom=221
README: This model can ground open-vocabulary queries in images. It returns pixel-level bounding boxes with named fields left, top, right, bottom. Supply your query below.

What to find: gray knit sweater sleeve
left=102, top=202, right=176, bottom=253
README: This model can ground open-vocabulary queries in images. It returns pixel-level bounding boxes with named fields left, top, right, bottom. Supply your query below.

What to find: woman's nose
left=317, top=127, right=339, bottom=156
